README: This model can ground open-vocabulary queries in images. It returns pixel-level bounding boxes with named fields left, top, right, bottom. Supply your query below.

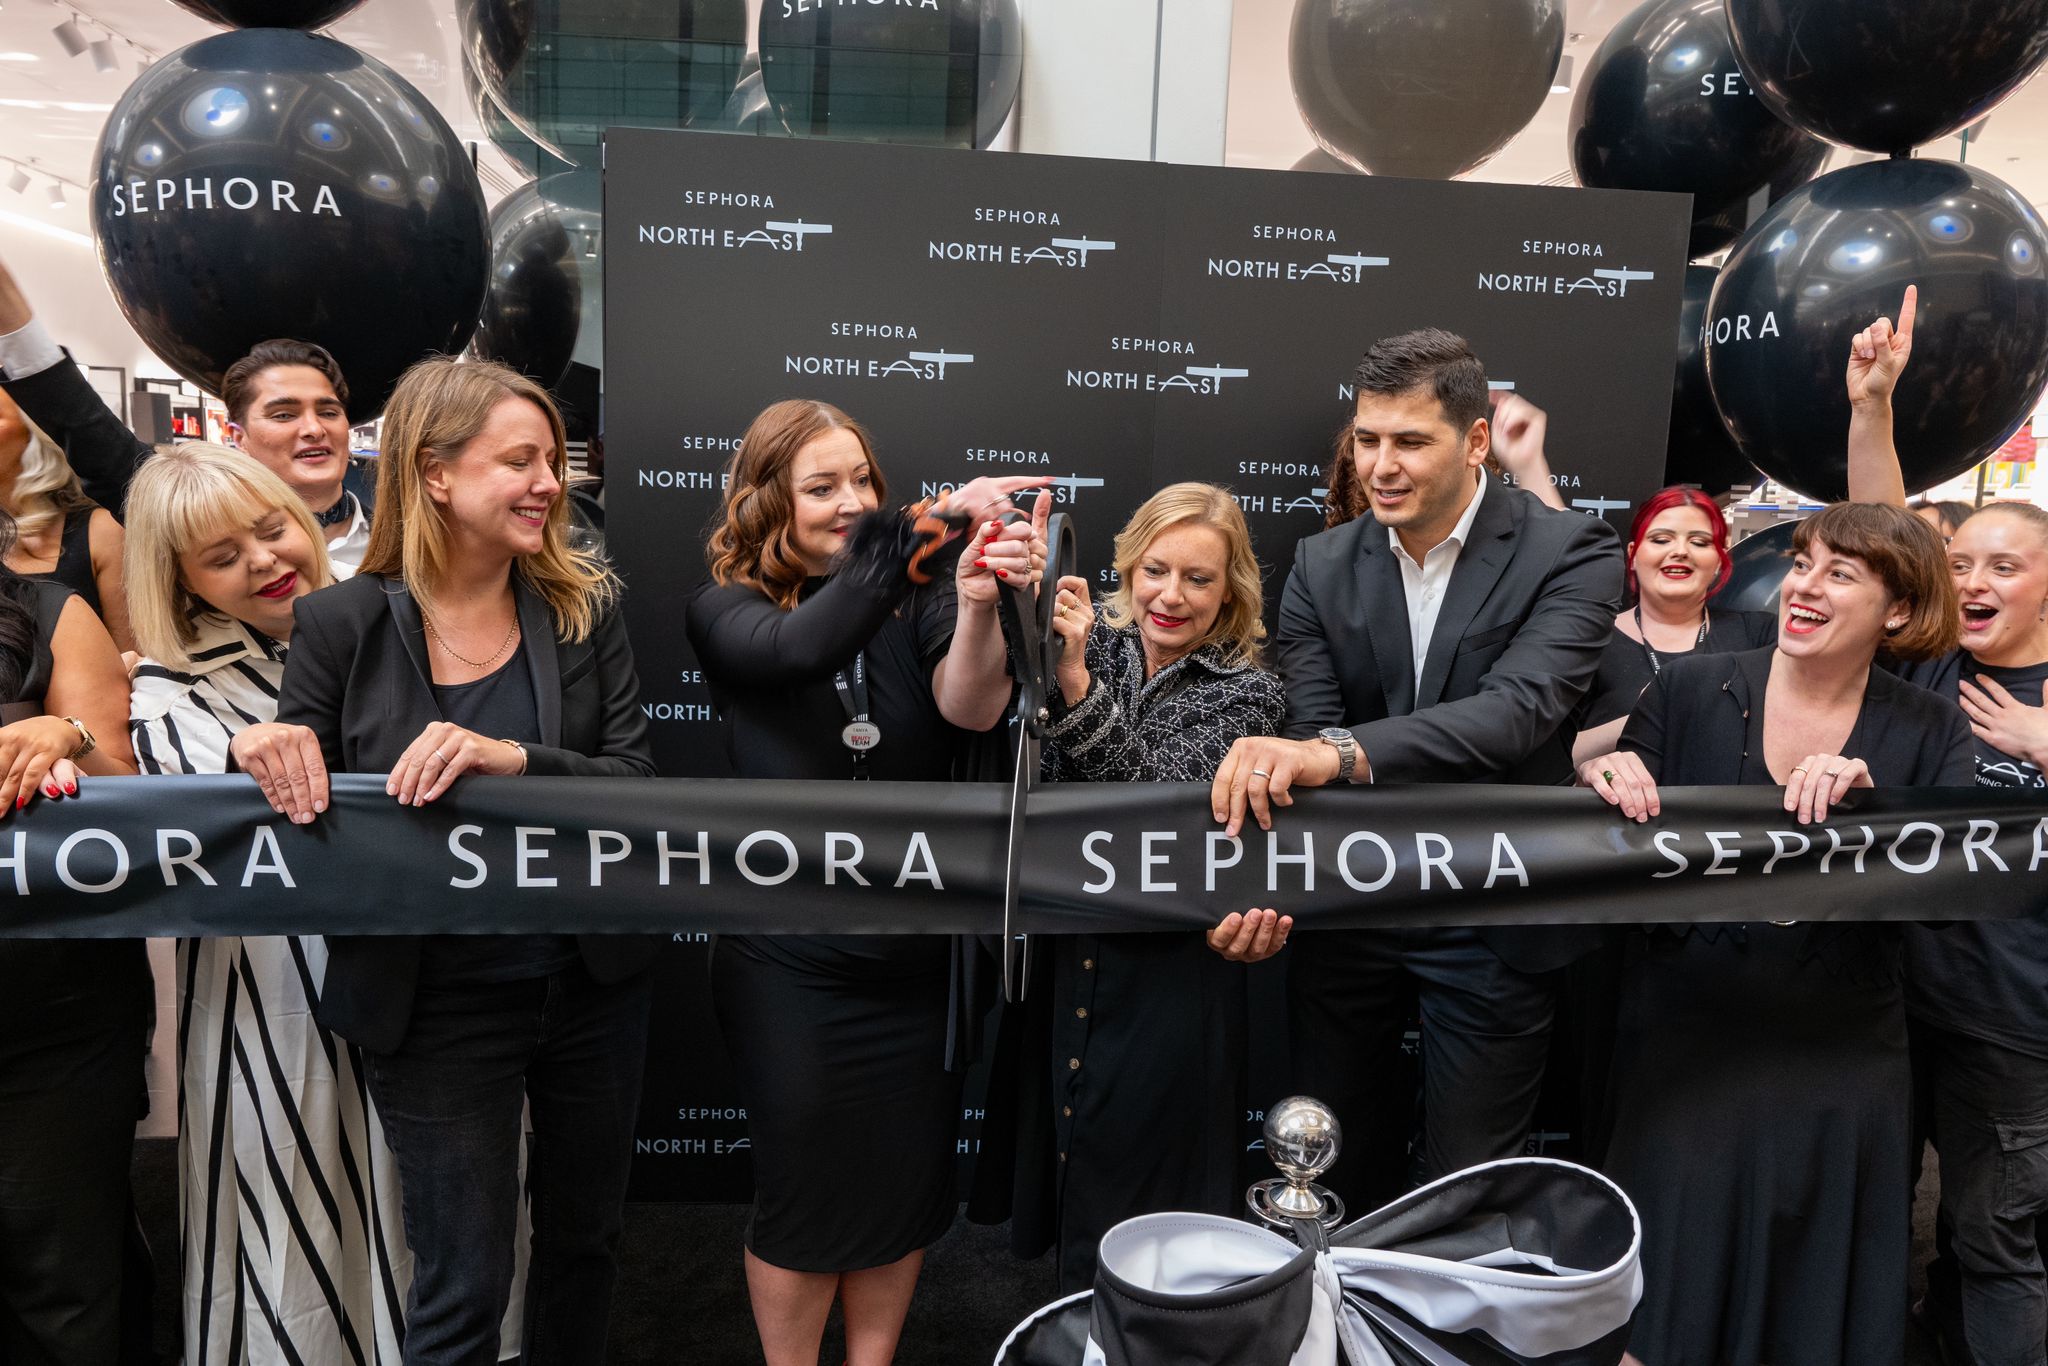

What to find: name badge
left=842, top=721, right=882, bottom=751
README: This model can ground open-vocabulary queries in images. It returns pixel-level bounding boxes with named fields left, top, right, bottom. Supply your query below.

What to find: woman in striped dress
left=123, top=444, right=526, bottom=1365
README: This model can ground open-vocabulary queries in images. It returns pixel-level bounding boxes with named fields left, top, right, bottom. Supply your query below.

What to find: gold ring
left=1791, top=765, right=1809, bottom=773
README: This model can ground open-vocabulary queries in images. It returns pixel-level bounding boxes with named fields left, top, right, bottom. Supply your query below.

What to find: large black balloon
left=1667, top=266, right=1757, bottom=493
left=1683, top=143, right=1828, bottom=260
left=758, top=0, right=1023, bottom=147
left=459, top=0, right=748, bottom=167
left=91, top=29, right=488, bottom=422
left=1719, top=520, right=1796, bottom=614
left=171, top=0, right=368, bottom=28
left=1704, top=159, right=2048, bottom=502
left=471, top=173, right=600, bottom=394
left=1290, top=0, right=1564, bottom=179
left=1726, top=0, right=2048, bottom=154
left=1570, top=0, right=1826, bottom=258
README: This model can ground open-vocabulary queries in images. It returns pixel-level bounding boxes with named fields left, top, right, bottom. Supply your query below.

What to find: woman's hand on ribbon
left=388, top=721, right=528, bottom=807
left=1580, top=750, right=1660, bottom=822
left=1208, top=907, right=1292, bottom=963
left=956, top=488, right=1048, bottom=609
left=1783, top=753, right=1871, bottom=825
left=229, top=722, right=331, bottom=824
left=0, top=716, right=86, bottom=814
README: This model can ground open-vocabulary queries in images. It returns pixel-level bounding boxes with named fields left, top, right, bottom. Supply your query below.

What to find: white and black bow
left=995, top=1158, right=1642, bottom=1366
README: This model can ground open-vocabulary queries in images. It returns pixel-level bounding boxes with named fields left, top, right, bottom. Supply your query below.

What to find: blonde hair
left=5, top=412, right=93, bottom=543
left=360, top=356, right=617, bottom=642
left=707, top=399, right=884, bottom=611
left=1102, top=482, right=1267, bottom=666
left=123, top=442, right=333, bottom=667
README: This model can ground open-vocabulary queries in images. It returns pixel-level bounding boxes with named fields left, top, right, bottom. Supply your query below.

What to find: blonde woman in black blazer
left=243, top=357, right=655, bottom=1366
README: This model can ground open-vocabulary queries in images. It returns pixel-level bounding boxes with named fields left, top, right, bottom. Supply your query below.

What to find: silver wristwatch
left=1317, top=727, right=1357, bottom=783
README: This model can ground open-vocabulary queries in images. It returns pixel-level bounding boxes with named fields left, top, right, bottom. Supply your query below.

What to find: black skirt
left=712, top=934, right=963, bottom=1272
left=1603, top=925, right=1909, bottom=1366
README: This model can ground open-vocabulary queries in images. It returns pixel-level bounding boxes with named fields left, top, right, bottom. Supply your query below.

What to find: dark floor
left=130, top=1139, right=1942, bottom=1365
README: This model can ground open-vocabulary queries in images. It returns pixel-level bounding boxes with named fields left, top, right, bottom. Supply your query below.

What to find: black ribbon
left=3, top=775, right=2043, bottom=938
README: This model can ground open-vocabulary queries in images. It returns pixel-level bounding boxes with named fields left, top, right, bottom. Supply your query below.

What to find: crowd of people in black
left=1, top=250, right=2044, bottom=1366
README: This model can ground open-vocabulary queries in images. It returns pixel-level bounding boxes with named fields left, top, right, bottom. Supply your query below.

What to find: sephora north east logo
left=1204, top=224, right=1390, bottom=285
left=783, top=321, right=973, bottom=382
left=1476, top=239, right=1655, bottom=300
left=1066, top=336, right=1248, bottom=396
left=927, top=207, right=1117, bottom=270
left=634, top=189, right=833, bottom=253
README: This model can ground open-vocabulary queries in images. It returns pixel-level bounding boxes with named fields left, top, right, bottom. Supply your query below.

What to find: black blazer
left=0, top=350, right=377, bottom=521
left=276, top=571, right=658, bottom=1052
left=1620, top=646, right=1973, bottom=789
left=1277, top=483, right=1622, bottom=972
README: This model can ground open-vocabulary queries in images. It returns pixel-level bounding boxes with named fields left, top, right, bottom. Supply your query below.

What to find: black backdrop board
left=602, top=127, right=1691, bottom=1202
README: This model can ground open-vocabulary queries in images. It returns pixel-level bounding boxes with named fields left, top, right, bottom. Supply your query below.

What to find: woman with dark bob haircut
left=1580, top=500, right=1966, bottom=1366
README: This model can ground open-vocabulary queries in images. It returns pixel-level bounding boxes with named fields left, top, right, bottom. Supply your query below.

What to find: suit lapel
left=515, top=578, right=562, bottom=748
left=1355, top=531, right=1416, bottom=717
left=1414, top=485, right=1515, bottom=711
left=384, top=579, right=436, bottom=696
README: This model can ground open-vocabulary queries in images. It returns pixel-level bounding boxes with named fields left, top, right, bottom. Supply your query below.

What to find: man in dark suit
left=1214, top=328, right=1621, bottom=1205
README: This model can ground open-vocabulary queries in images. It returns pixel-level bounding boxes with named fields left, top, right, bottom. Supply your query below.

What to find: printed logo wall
left=604, top=128, right=1691, bottom=1201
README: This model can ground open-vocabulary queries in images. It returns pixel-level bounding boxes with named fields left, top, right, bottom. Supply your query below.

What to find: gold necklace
left=425, top=614, right=520, bottom=671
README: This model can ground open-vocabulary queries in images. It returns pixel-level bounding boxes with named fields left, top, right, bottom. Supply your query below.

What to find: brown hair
left=1322, top=418, right=1366, bottom=528
left=1101, top=482, right=1267, bottom=666
left=219, top=339, right=350, bottom=424
left=1789, top=502, right=1959, bottom=661
left=1963, top=500, right=2048, bottom=543
left=360, top=357, right=616, bottom=642
left=706, top=399, right=884, bottom=610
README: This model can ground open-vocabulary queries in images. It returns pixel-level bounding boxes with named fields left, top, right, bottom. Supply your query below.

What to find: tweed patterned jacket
left=1042, top=615, right=1286, bottom=783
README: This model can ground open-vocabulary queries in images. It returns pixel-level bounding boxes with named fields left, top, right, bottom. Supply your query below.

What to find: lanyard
left=1634, top=604, right=1709, bottom=676
left=833, top=651, right=881, bottom=778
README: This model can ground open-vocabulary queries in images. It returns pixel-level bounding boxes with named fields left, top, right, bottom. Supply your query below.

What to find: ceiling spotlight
left=88, top=37, right=116, bottom=72
left=47, top=181, right=66, bottom=208
left=6, top=167, right=28, bottom=194
left=1550, top=55, right=1574, bottom=95
left=52, top=18, right=88, bottom=57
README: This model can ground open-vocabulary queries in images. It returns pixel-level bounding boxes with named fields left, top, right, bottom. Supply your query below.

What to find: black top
left=19, top=506, right=100, bottom=617
left=0, top=578, right=67, bottom=723
left=1571, top=608, right=1777, bottom=732
left=276, top=572, right=657, bottom=1053
left=685, top=564, right=969, bottom=976
left=1892, top=648, right=2048, bottom=1056
left=417, top=651, right=577, bottom=984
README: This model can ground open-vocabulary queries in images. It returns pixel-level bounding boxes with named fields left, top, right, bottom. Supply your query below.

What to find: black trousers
left=1913, top=1019, right=2048, bottom=1366
left=0, top=943, right=147, bottom=1366
left=1288, top=926, right=1557, bottom=1210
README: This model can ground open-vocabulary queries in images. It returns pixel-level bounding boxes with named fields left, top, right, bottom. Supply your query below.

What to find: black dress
left=1570, top=607, right=1777, bottom=732
left=1030, top=619, right=1286, bottom=1293
left=1604, top=647, right=1971, bottom=1366
left=683, top=556, right=974, bottom=1273
left=18, top=505, right=103, bottom=618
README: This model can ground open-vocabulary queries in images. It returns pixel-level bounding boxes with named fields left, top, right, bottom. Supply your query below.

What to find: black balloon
left=459, top=0, right=748, bottom=167
left=1704, top=159, right=2048, bottom=501
left=1683, top=144, right=1828, bottom=260
left=1570, top=0, right=1826, bottom=258
left=1719, top=520, right=1796, bottom=614
left=757, top=0, right=1023, bottom=147
left=471, top=173, right=600, bottom=394
left=1289, top=0, right=1564, bottom=179
left=170, top=0, right=368, bottom=28
left=1667, top=266, right=1757, bottom=494
left=1726, top=0, right=2048, bottom=154
left=91, top=29, right=488, bottom=422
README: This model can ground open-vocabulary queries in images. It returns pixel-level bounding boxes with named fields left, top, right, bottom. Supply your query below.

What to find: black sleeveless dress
left=19, top=506, right=102, bottom=618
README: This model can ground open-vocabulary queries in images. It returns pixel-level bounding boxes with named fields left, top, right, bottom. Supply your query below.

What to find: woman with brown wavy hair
left=685, top=398, right=1042, bottom=1366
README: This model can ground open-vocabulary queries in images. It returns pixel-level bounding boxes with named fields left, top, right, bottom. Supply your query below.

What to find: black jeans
left=364, top=963, right=654, bottom=1366
left=1289, top=926, right=1557, bottom=1210
left=1914, top=1020, right=2048, bottom=1366
left=0, top=943, right=147, bottom=1366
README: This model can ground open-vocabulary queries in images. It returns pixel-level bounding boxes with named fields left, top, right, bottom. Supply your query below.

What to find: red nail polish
left=64, top=785, right=75, bottom=795
left=14, top=796, right=23, bottom=810
left=996, top=569, right=1008, bottom=578
left=975, top=558, right=986, bottom=568
left=44, top=785, right=57, bottom=798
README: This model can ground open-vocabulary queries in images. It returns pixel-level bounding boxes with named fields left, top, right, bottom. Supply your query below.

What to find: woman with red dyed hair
left=1567, top=486, right=1776, bottom=765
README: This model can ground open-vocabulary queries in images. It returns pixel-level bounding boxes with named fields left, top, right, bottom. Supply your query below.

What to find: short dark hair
left=1790, top=502, right=1959, bottom=662
left=219, top=339, right=349, bottom=424
left=1350, top=328, right=1489, bottom=434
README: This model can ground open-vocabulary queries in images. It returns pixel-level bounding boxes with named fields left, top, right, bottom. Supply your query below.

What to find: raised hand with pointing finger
left=1847, top=284, right=1916, bottom=408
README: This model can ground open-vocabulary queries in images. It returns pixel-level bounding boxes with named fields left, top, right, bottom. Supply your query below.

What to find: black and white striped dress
left=131, top=611, right=528, bottom=1365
